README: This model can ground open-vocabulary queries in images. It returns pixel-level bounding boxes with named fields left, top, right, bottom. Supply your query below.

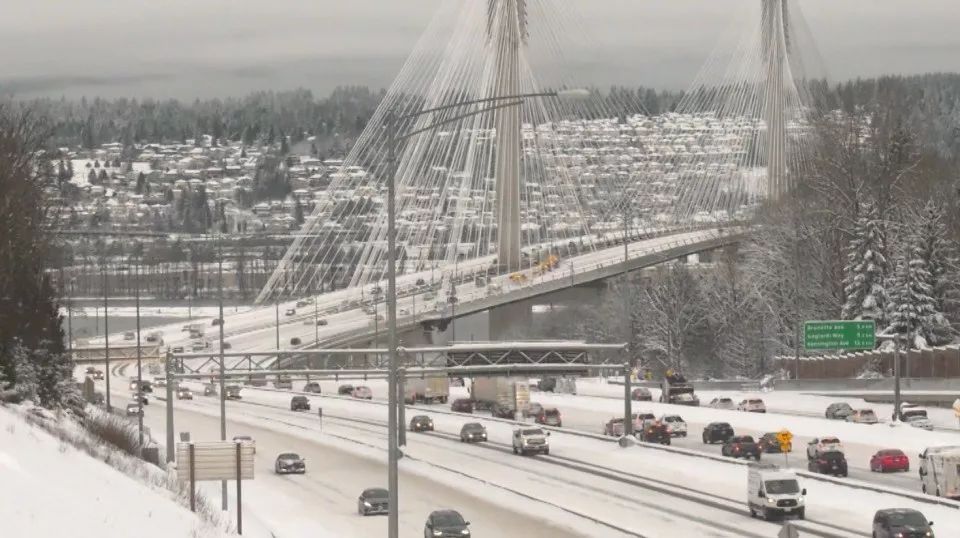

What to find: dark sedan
left=424, top=510, right=470, bottom=538
left=722, top=435, right=761, bottom=460
left=274, top=453, right=306, bottom=474
left=451, top=398, right=474, bottom=413
left=358, top=487, right=390, bottom=516
left=410, top=415, right=434, bottom=432
left=872, top=508, right=934, bottom=538
left=702, top=422, right=735, bottom=444
left=808, top=451, right=848, bottom=477
left=338, top=384, right=354, bottom=395
left=460, top=423, right=487, bottom=443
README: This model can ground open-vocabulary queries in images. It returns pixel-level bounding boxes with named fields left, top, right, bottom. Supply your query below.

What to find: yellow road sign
left=776, top=430, right=793, bottom=451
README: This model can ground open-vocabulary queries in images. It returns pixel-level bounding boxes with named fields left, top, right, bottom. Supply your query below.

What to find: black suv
left=702, top=422, right=735, bottom=444
left=338, top=384, right=354, bottom=395
left=290, top=395, right=310, bottom=411
left=460, top=423, right=487, bottom=443
left=722, top=435, right=761, bottom=460
left=410, top=415, right=434, bottom=432
left=303, top=382, right=322, bottom=393
left=808, top=451, right=848, bottom=477
left=872, top=508, right=934, bottom=538
left=424, top=510, right=470, bottom=538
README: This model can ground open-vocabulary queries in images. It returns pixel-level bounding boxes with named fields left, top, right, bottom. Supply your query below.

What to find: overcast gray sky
left=1, top=0, right=958, bottom=99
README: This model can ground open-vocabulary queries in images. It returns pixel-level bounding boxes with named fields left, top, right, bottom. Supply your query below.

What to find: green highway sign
left=803, top=320, right=876, bottom=351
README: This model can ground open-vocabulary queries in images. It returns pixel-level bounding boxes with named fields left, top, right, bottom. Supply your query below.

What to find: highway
left=91, top=362, right=861, bottom=537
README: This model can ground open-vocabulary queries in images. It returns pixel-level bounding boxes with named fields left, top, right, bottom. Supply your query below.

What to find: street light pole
left=275, top=297, right=280, bottom=350
left=217, top=237, right=228, bottom=511
left=378, top=89, right=586, bottom=538
left=67, top=278, right=74, bottom=360
left=893, top=334, right=902, bottom=422
left=103, top=264, right=111, bottom=412
left=385, top=112, right=400, bottom=538
left=134, top=262, right=144, bottom=447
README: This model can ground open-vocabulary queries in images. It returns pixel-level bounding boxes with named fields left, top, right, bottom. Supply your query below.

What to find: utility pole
left=217, top=237, right=228, bottom=511
left=314, top=286, right=320, bottom=343
left=385, top=111, right=400, bottom=538
left=275, top=296, right=280, bottom=350
left=623, top=361, right=633, bottom=437
left=103, top=265, right=111, bottom=411
left=66, top=278, right=74, bottom=360
left=893, top=334, right=902, bottom=422
left=134, top=262, right=144, bottom=447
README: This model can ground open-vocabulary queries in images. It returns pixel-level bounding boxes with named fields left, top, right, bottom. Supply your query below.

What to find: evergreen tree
left=886, top=244, right=938, bottom=349
left=280, top=128, right=289, bottom=155
left=135, top=171, right=146, bottom=194
left=87, top=168, right=98, bottom=184
left=915, top=201, right=953, bottom=311
left=294, top=199, right=305, bottom=225
left=841, top=202, right=888, bottom=325
left=98, top=168, right=108, bottom=182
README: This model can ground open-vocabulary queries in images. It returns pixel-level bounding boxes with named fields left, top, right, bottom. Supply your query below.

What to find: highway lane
left=96, top=376, right=592, bottom=538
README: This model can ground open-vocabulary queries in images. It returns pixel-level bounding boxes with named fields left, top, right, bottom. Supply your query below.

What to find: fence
left=772, top=345, right=960, bottom=379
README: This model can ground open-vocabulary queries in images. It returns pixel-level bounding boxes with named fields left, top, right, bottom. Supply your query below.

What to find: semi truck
left=471, top=377, right=530, bottom=416
left=660, top=374, right=700, bottom=406
left=919, top=447, right=960, bottom=499
left=404, top=377, right=450, bottom=404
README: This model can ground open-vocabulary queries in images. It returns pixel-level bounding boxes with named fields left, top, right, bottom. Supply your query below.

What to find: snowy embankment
left=0, top=405, right=224, bottom=538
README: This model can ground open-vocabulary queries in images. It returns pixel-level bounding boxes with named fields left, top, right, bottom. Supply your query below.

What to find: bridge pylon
left=491, top=0, right=527, bottom=272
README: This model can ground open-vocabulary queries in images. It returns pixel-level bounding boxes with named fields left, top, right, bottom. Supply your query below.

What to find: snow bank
left=0, top=405, right=218, bottom=538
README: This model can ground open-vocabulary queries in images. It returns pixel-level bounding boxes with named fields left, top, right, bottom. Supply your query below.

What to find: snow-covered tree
left=914, top=201, right=954, bottom=311
left=886, top=243, right=941, bottom=349
left=641, top=262, right=709, bottom=372
left=841, top=202, right=888, bottom=325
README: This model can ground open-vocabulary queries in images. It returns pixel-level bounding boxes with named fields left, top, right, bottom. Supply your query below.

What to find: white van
left=747, top=463, right=806, bottom=520
left=919, top=447, right=960, bottom=499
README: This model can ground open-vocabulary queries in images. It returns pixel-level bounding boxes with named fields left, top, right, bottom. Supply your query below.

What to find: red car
left=870, top=449, right=909, bottom=473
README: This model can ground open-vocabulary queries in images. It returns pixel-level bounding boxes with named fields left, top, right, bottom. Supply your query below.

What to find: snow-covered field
left=0, top=405, right=218, bottom=538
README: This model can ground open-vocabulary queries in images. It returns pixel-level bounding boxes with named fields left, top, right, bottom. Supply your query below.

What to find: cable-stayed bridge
left=145, top=0, right=822, bottom=356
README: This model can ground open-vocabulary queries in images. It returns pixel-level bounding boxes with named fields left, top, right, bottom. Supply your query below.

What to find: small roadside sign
left=776, top=430, right=793, bottom=451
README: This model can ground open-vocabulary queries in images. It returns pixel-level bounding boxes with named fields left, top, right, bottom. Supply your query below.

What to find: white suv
left=846, top=409, right=879, bottom=424
left=738, top=399, right=767, bottom=413
left=659, top=415, right=688, bottom=437
left=512, top=428, right=550, bottom=456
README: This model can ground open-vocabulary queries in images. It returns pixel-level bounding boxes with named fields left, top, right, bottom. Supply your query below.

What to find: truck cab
left=747, top=463, right=806, bottom=520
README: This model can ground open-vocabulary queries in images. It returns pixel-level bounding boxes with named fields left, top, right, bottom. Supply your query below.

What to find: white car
left=737, top=398, right=766, bottom=413
left=905, top=415, right=934, bottom=430
left=708, top=397, right=735, bottom=410
left=659, top=414, right=687, bottom=437
left=806, top=437, right=843, bottom=460
left=846, top=409, right=879, bottom=424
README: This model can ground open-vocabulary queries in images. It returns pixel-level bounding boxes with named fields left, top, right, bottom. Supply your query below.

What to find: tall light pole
left=217, top=235, right=228, bottom=510
left=383, top=89, right=586, bottom=538
left=133, top=262, right=144, bottom=447
left=102, top=263, right=111, bottom=411
left=877, top=332, right=903, bottom=421
left=66, top=277, right=75, bottom=360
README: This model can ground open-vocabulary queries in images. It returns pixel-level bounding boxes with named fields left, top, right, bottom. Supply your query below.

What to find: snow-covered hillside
left=0, top=406, right=221, bottom=538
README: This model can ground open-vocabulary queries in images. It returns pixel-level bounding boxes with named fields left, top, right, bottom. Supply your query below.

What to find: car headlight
left=432, top=531, right=442, bottom=537
left=461, top=530, right=470, bottom=535
left=363, top=501, right=371, bottom=507
left=766, top=498, right=775, bottom=504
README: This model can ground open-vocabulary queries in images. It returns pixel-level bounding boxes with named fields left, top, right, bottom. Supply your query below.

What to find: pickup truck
left=512, top=428, right=550, bottom=456
left=723, top=435, right=761, bottom=460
